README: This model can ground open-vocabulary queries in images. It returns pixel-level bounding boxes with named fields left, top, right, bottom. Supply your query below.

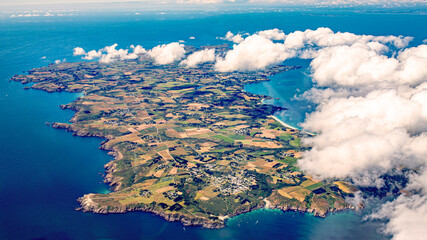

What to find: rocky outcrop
left=272, top=201, right=355, bottom=218
left=77, top=194, right=225, bottom=229
left=76, top=192, right=355, bottom=229
left=103, top=161, right=123, bottom=191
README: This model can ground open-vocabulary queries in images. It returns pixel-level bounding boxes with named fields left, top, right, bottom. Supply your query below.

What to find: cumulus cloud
left=98, top=44, right=139, bottom=63
left=215, top=34, right=294, bottom=71
left=148, top=42, right=186, bottom=65
left=257, top=28, right=286, bottom=40
left=73, top=44, right=148, bottom=63
left=284, top=29, right=427, bottom=240
left=130, top=45, right=147, bottom=55
left=217, top=26, right=427, bottom=239
left=180, top=48, right=216, bottom=67
left=221, top=31, right=244, bottom=43
left=286, top=27, right=411, bottom=48
left=367, top=193, right=427, bottom=240
left=83, top=50, right=102, bottom=60
left=73, top=42, right=185, bottom=64
left=215, top=27, right=411, bottom=72
left=54, top=59, right=66, bottom=64
left=73, top=47, right=86, bottom=56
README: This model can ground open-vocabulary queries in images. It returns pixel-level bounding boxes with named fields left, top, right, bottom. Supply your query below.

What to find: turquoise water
left=245, top=58, right=314, bottom=129
left=1, top=10, right=426, bottom=240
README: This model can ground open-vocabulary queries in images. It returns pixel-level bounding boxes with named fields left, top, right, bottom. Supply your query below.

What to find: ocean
left=0, top=9, right=426, bottom=239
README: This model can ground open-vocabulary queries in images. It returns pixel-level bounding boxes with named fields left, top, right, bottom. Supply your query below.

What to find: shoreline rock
left=76, top=192, right=354, bottom=229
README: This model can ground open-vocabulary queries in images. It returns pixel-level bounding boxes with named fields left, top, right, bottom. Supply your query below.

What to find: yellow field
left=104, top=133, right=145, bottom=149
left=301, top=179, right=318, bottom=188
left=277, top=189, right=294, bottom=199
left=195, top=186, right=219, bottom=201
left=288, top=187, right=311, bottom=202
left=334, top=181, right=358, bottom=193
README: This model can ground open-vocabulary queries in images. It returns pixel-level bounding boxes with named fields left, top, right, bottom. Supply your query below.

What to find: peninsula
left=11, top=45, right=357, bottom=228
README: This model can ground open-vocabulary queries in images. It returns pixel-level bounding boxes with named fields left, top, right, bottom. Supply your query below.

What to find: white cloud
left=98, top=43, right=138, bottom=63
left=54, top=58, right=66, bottom=64
left=284, top=27, right=412, bottom=52
left=214, top=27, right=411, bottom=72
left=221, top=31, right=244, bottom=43
left=367, top=194, right=427, bottom=240
left=83, top=50, right=102, bottom=60
left=73, top=47, right=86, bottom=56
left=215, top=34, right=294, bottom=71
left=257, top=28, right=286, bottom=40
left=300, top=89, right=427, bottom=181
left=216, top=26, right=427, bottom=240
left=74, top=44, right=147, bottom=63
left=73, top=42, right=185, bottom=64
left=130, top=45, right=146, bottom=55
left=180, top=48, right=216, bottom=67
left=289, top=30, right=427, bottom=240
left=148, top=42, right=186, bottom=65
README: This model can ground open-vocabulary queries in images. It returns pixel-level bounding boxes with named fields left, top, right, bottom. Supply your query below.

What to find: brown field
left=288, top=187, right=311, bottom=202
left=104, top=133, right=145, bottom=149
left=131, top=154, right=152, bottom=167
left=279, top=186, right=300, bottom=194
left=185, top=128, right=212, bottom=136
left=285, top=150, right=302, bottom=159
left=165, top=128, right=181, bottom=138
left=260, top=129, right=285, bottom=139
left=243, top=158, right=273, bottom=173
left=195, top=186, right=219, bottom=201
left=250, top=141, right=283, bottom=149
left=187, top=162, right=197, bottom=168
left=135, top=124, right=154, bottom=131
left=187, top=103, right=210, bottom=110
left=153, top=169, right=165, bottom=178
left=155, top=186, right=174, bottom=194
left=277, top=189, right=294, bottom=199
left=127, top=127, right=139, bottom=133
left=170, top=147, right=187, bottom=156
left=234, top=124, right=250, bottom=130
left=158, top=150, right=173, bottom=160
left=312, top=195, right=329, bottom=209
left=137, top=179, right=157, bottom=190
left=168, top=167, right=178, bottom=175
left=159, top=97, right=176, bottom=104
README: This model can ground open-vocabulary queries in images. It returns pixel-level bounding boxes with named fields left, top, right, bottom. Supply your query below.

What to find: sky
left=1, top=0, right=426, bottom=6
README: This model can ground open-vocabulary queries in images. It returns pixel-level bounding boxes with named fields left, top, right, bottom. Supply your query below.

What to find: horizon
left=1, top=0, right=426, bottom=8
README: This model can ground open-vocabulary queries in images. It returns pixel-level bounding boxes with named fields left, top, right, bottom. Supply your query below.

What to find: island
left=11, top=45, right=357, bottom=228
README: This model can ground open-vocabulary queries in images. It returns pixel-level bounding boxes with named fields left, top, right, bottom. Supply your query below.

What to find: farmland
left=12, top=45, right=355, bottom=228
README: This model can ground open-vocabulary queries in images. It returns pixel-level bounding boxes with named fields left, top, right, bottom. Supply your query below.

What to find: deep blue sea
left=0, top=9, right=426, bottom=240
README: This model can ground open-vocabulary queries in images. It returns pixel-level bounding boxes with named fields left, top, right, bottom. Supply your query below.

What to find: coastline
left=270, top=115, right=316, bottom=136
left=76, top=191, right=354, bottom=229
left=12, top=60, right=352, bottom=230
